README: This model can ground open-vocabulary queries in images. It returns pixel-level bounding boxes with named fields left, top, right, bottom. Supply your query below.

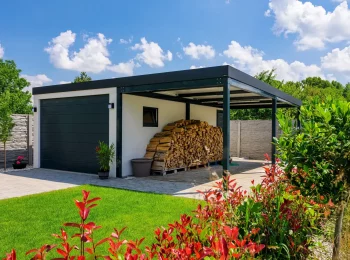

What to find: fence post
left=237, top=121, right=241, bottom=158
left=28, top=115, right=33, bottom=165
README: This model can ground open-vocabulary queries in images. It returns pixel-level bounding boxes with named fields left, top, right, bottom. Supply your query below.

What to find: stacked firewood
left=144, top=119, right=223, bottom=172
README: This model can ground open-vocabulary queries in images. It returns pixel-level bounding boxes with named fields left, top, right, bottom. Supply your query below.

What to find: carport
left=33, top=65, right=301, bottom=178
left=116, top=65, right=301, bottom=177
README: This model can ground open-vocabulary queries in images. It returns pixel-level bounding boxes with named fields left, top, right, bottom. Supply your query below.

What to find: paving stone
left=0, top=159, right=265, bottom=200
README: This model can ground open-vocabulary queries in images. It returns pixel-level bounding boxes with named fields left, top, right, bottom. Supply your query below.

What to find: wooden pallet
left=186, top=163, right=209, bottom=171
left=151, top=167, right=186, bottom=176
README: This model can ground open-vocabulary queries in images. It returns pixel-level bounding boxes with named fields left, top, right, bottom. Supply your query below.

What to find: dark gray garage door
left=40, top=95, right=109, bottom=173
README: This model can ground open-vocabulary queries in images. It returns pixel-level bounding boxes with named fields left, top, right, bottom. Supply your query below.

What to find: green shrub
left=275, top=98, right=350, bottom=259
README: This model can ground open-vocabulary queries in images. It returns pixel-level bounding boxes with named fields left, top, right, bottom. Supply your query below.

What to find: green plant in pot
left=96, top=141, right=115, bottom=179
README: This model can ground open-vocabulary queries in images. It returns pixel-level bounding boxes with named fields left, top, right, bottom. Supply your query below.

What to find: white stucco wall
left=190, top=104, right=219, bottom=126
left=122, top=94, right=186, bottom=177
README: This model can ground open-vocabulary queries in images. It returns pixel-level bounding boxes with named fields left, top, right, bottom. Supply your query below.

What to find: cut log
left=144, top=152, right=155, bottom=159
left=160, top=137, right=172, bottom=143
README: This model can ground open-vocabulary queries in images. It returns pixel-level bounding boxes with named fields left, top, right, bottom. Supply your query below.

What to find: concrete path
left=0, top=160, right=265, bottom=200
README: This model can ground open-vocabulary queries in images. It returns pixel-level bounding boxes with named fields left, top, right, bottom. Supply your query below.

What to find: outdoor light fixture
left=32, top=107, right=37, bottom=112
left=108, top=103, right=114, bottom=109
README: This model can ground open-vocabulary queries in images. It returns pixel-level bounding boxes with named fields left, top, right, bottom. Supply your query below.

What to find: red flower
left=16, top=161, right=20, bottom=165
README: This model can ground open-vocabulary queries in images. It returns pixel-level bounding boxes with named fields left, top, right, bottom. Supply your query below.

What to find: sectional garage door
left=40, top=95, right=109, bottom=173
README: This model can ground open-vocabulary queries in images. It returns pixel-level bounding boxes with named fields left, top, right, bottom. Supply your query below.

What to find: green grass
left=0, top=185, right=200, bottom=258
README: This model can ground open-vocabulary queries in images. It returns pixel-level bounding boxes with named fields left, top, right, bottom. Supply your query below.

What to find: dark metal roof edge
left=227, top=66, right=302, bottom=107
left=32, top=66, right=229, bottom=95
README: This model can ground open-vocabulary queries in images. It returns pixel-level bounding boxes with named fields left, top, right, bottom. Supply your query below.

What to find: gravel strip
left=0, top=165, right=33, bottom=173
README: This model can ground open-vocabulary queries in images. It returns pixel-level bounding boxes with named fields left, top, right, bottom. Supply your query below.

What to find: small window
left=143, top=107, right=158, bottom=127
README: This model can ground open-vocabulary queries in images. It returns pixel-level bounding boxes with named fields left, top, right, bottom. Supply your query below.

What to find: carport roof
left=32, top=65, right=301, bottom=109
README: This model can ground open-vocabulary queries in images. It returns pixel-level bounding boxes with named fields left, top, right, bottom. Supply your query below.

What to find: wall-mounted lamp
left=108, top=103, right=114, bottom=109
left=32, top=107, right=37, bottom=112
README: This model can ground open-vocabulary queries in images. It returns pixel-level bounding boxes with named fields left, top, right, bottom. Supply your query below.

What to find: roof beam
left=230, top=100, right=273, bottom=105
left=122, top=78, right=224, bottom=93
left=200, top=95, right=270, bottom=103
left=177, top=89, right=248, bottom=98
left=129, top=92, right=220, bottom=108
left=230, top=103, right=294, bottom=109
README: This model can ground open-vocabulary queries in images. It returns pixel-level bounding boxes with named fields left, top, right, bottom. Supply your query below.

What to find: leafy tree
left=0, top=59, right=32, bottom=114
left=73, top=72, right=92, bottom=83
left=0, top=92, right=16, bottom=170
left=275, top=98, right=350, bottom=259
left=301, top=77, right=333, bottom=89
left=343, top=83, right=350, bottom=101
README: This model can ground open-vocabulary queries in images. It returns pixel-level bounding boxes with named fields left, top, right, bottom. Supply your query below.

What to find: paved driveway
left=0, top=159, right=265, bottom=200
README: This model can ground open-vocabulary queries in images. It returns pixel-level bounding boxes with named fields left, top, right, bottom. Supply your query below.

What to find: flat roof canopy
left=33, top=65, right=302, bottom=109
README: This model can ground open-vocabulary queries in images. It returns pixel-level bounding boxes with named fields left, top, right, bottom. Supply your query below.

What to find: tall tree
left=0, top=92, right=15, bottom=170
left=0, top=59, right=32, bottom=114
left=73, top=72, right=92, bottom=83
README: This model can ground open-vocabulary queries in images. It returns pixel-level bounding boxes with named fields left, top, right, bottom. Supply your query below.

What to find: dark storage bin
left=131, top=158, right=153, bottom=177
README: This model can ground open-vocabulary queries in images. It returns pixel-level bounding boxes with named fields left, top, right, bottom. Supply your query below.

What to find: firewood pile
left=144, top=119, right=223, bottom=172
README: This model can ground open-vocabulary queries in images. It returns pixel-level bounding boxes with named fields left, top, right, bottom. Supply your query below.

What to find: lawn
left=0, top=185, right=200, bottom=258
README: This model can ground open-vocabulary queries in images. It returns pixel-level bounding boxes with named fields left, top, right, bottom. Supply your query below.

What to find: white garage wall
left=190, top=104, right=219, bottom=126
left=122, top=94, right=186, bottom=177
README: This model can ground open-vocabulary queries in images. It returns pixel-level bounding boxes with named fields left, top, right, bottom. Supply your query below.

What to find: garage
left=40, top=95, right=109, bottom=173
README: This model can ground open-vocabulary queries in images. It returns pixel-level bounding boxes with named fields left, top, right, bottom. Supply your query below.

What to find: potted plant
left=12, top=156, right=27, bottom=169
left=96, top=141, right=115, bottom=179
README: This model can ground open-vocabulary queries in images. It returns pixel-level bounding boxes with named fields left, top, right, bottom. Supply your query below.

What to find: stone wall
left=230, top=120, right=281, bottom=160
left=0, top=114, right=33, bottom=167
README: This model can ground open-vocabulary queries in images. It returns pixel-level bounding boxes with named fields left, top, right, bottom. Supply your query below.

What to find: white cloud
left=120, top=36, right=133, bottom=44
left=266, top=0, right=350, bottom=50
left=45, top=30, right=140, bottom=76
left=190, top=65, right=204, bottom=69
left=22, top=74, right=52, bottom=92
left=131, top=37, right=172, bottom=68
left=107, top=60, right=140, bottom=76
left=0, top=44, right=4, bottom=58
left=183, top=42, right=215, bottom=59
left=223, top=40, right=324, bottom=81
left=321, top=46, right=350, bottom=73
left=59, top=81, right=71, bottom=84
left=45, top=30, right=113, bottom=73
left=176, top=52, right=183, bottom=59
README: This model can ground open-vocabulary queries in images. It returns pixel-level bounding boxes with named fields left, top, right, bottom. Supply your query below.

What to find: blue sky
left=1, top=0, right=350, bottom=89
